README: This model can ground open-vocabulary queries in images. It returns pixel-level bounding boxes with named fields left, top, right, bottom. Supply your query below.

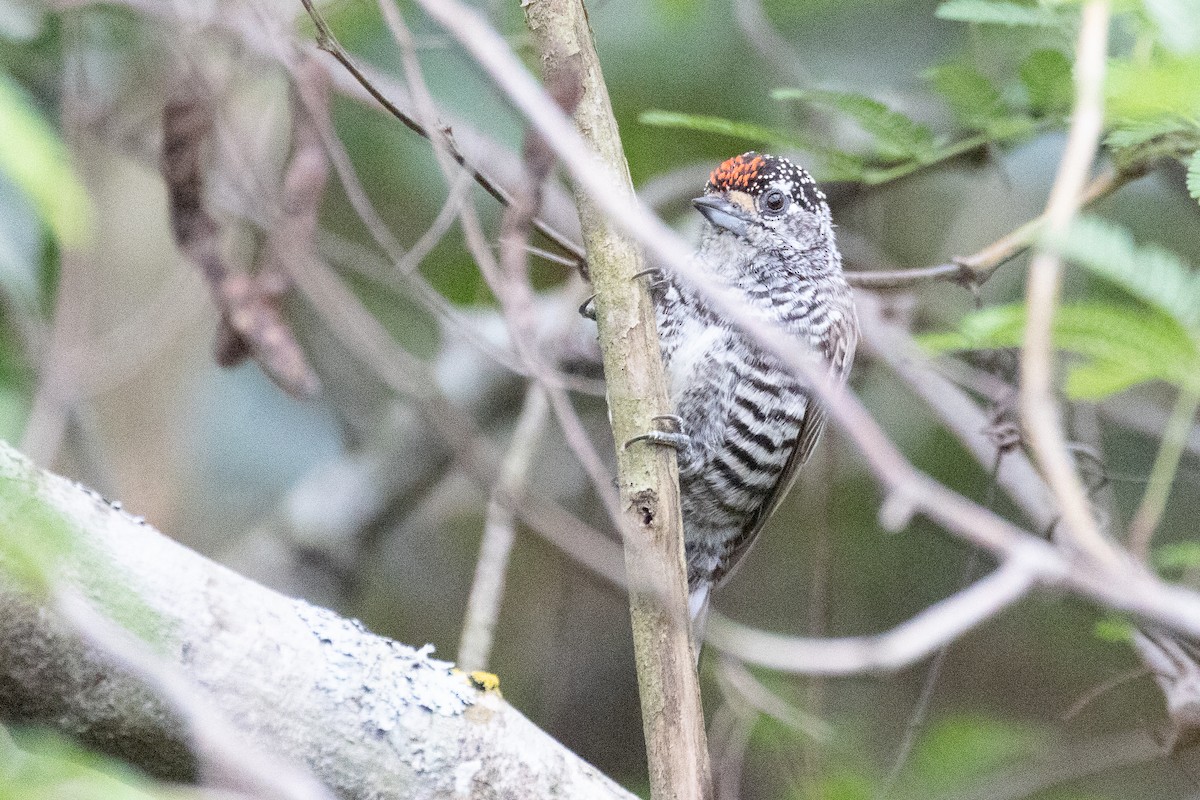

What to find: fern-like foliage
left=636, top=111, right=814, bottom=152
left=636, top=110, right=869, bottom=181
left=920, top=301, right=1200, bottom=399
left=1048, top=215, right=1200, bottom=332
left=771, top=89, right=939, bottom=162
left=922, top=217, right=1200, bottom=401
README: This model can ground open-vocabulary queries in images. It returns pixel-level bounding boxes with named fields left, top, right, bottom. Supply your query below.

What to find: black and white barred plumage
left=652, top=152, right=857, bottom=627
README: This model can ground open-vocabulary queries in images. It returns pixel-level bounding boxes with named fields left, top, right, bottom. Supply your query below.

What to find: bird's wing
left=720, top=311, right=859, bottom=580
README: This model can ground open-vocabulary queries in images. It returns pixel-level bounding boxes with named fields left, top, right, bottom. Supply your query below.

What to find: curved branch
left=844, top=167, right=1136, bottom=290
left=1019, top=0, right=1121, bottom=567
left=707, top=560, right=1037, bottom=675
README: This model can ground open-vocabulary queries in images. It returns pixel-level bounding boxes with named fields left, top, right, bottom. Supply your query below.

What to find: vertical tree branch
left=520, top=3, right=712, bottom=799
left=1019, top=0, right=1122, bottom=567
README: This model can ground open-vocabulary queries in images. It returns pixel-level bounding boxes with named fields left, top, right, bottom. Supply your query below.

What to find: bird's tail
left=688, top=583, right=712, bottom=666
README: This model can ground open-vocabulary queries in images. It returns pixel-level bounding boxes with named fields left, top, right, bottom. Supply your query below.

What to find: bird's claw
left=582, top=271, right=665, bottom=321
left=631, top=268, right=667, bottom=287
left=579, top=295, right=597, bottom=320
left=624, top=414, right=689, bottom=450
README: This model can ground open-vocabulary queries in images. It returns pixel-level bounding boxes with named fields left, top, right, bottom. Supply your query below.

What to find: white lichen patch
left=452, top=758, right=482, bottom=796
left=293, top=600, right=474, bottom=735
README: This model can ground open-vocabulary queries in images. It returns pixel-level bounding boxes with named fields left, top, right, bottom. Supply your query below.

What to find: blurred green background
left=2, top=0, right=1200, bottom=798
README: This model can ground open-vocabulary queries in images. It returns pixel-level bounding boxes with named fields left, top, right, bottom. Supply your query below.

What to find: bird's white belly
left=666, top=321, right=726, bottom=403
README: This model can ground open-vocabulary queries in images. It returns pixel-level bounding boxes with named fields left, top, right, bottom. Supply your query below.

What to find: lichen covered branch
left=0, top=443, right=634, bottom=800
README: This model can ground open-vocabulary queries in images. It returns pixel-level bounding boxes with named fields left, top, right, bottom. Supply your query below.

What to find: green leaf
left=935, top=0, right=1067, bottom=27
left=910, top=715, right=1043, bottom=795
left=0, top=75, right=92, bottom=248
left=1152, top=540, right=1200, bottom=572
left=0, top=726, right=186, bottom=799
left=1104, top=118, right=1200, bottom=170
left=1188, top=150, right=1200, bottom=202
left=918, top=301, right=1200, bottom=398
left=638, top=110, right=815, bottom=151
left=926, top=63, right=1011, bottom=130
left=638, top=110, right=871, bottom=182
left=1019, top=49, right=1073, bottom=116
left=1048, top=215, right=1200, bottom=334
left=1107, top=54, right=1200, bottom=121
left=1105, top=118, right=1194, bottom=151
left=1093, top=613, right=1136, bottom=643
left=1063, top=358, right=1154, bottom=400
left=772, top=88, right=939, bottom=161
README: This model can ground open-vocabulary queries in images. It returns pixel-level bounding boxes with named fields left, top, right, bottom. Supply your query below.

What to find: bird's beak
left=692, top=195, right=749, bottom=238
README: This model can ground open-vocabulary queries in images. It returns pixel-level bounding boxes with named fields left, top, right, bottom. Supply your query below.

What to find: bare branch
left=707, top=559, right=1037, bottom=675
left=458, top=385, right=550, bottom=673
left=845, top=167, right=1136, bottom=290
left=295, top=0, right=587, bottom=274
left=1018, top=0, right=1121, bottom=567
left=518, top=1, right=711, bottom=798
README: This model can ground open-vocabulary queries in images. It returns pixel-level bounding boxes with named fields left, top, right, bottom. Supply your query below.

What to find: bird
left=636, top=151, right=858, bottom=635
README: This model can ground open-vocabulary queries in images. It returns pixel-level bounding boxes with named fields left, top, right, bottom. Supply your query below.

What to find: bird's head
left=694, top=152, right=833, bottom=265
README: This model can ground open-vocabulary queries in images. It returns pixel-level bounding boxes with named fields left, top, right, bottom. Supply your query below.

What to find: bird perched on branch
left=633, top=151, right=858, bottom=635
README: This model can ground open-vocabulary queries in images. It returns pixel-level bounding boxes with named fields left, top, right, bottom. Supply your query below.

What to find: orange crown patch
left=708, top=152, right=765, bottom=192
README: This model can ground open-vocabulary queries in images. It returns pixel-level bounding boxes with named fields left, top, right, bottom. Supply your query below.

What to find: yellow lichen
left=468, top=670, right=501, bottom=693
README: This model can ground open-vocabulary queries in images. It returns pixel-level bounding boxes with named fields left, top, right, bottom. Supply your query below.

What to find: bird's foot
left=624, top=414, right=689, bottom=450
left=631, top=267, right=667, bottom=288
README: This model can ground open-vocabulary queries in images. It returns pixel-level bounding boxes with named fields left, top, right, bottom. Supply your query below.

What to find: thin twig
left=939, top=728, right=1168, bottom=800
left=715, top=658, right=832, bottom=742
left=1019, top=0, right=1122, bottom=568
left=458, top=384, right=551, bottom=672
left=286, top=247, right=627, bottom=590
left=378, top=0, right=627, bottom=539
left=1132, top=630, right=1200, bottom=752
left=274, top=88, right=625, bottom=589
left=707, top=559, right=1036, bottom=675
left=1127, top=385, right=1200, bottom=558
left=878, top=550, right=983, bottom=799
left=732, top=0, right=809, bottom=82
left=295, top=0, right=587, bottom=274
left=844, top=167, right=1135, bottom=290
left=1061, top=666, right=1151, bottom=723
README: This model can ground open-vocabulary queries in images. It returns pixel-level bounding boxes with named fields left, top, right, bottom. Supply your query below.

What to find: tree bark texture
left=523, top=1, right=713, bottom=799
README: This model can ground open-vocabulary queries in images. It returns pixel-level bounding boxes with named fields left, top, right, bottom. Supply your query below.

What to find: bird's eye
left=761, top=189, right=789, bottom=215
